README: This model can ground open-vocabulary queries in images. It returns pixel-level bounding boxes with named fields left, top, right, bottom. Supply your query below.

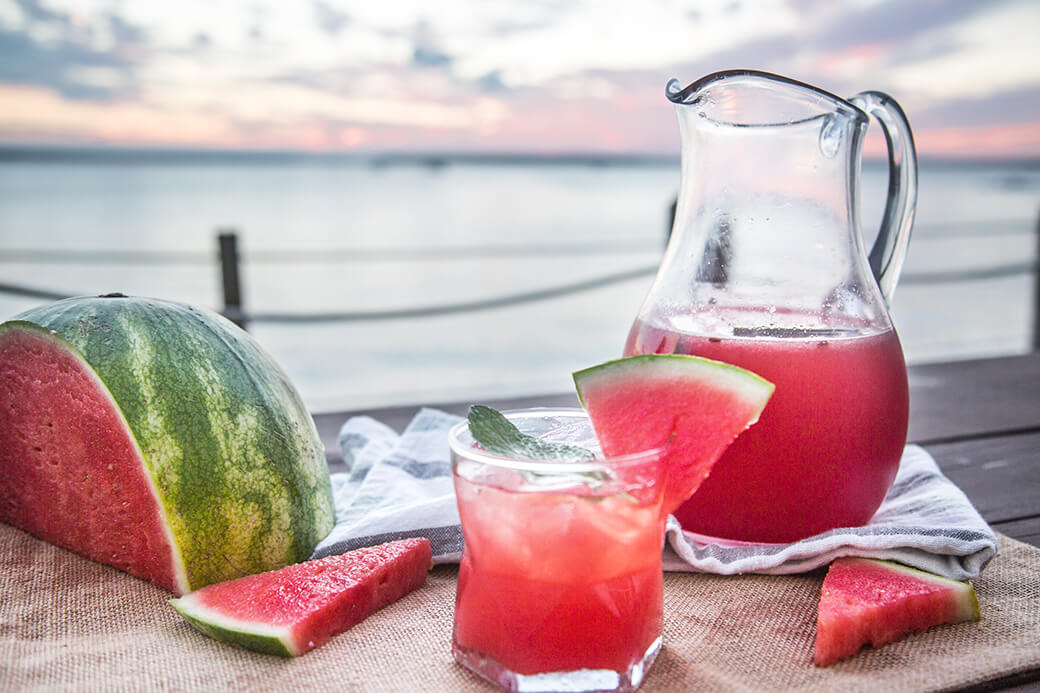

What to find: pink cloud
left=861, top=120, right=1040, bottom=159
left=2, top=78, right=1038, bottom=161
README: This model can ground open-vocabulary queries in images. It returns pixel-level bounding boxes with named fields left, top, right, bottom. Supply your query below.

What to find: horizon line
left=0, top=143, right=1037, bottom=168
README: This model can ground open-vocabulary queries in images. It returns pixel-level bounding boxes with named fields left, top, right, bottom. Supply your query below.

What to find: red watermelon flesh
left=0, top=324, right=183, bottom=592
left=814, top=557, right=981, bottom=667
left=169, top=538, right=432, bottom=657
left=574, top=354, right=774, bottom=515
left=2, top=296, right=334, bottom=595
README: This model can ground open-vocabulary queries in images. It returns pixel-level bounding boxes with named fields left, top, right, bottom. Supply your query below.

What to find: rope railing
left=1, top=220, right=1030, bottom=265
left=2, top=227, right=1038, bottom=336
left=0, top=282, right=71, bottom=301
left=0, top=241, right=657, bottom=265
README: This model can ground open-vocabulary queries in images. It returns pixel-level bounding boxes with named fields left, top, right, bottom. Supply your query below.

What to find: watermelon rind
left=1, top=319, right=191, bottom=592
left=168, top=538, right=433, bottom=657
left=170, top=599, right=296, bottom=657
left=859, top=559, right=982, bottom=621
left=814, top=557, right=981, bottom=667
left=573, top=353, right=774, bottom=410
left=0, top=295, right=335, bottom=594
left=573, top=353, right=774, bottom=512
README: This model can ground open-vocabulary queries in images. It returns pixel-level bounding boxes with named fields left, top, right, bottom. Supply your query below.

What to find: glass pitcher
left=624, top=70, right=918, bottom=543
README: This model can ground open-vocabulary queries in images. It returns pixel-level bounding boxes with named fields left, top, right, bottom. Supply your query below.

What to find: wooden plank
left=315, top=353, right=1040, bottom=460
left=924, top=431, right=1040, bottom=547
left=908, top=352, right=1040, bottom=444
left=312, top=356, right=1040, bottom=549
left=991, top=517, right=1040, bottom=549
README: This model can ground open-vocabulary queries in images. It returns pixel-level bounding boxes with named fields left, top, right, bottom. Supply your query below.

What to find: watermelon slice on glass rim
left=574, top=353, right=774, bottom=515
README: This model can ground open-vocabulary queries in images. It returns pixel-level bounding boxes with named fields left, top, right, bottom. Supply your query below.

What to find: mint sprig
left=466, top=405, right=595, bottom=462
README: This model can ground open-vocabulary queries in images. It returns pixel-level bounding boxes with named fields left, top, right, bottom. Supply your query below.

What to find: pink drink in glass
left=625, top=315, right=908, bottom=544
left=449, top=411, right=666, bottom=692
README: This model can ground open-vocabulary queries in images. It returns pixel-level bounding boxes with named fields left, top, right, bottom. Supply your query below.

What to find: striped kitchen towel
left=310, top=408, right=997, bottom=580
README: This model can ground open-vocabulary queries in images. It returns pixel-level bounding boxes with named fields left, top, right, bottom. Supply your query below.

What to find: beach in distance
left=0, top=150, right=1037, bottom=412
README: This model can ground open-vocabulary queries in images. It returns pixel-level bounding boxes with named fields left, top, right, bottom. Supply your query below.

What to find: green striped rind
left=170, top=594, right=295, bottom=657
left=15, top=295, right=334, bottom=591
left=573, top=353, right=775, bottom=408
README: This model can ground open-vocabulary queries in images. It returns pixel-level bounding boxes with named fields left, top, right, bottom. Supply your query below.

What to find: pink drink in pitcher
left=625, top=72, right=918, bottom=543
left=625, top=314, right=909, bottom=543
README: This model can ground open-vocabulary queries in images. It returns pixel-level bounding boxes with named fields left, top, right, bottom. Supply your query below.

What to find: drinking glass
left=448, top=409, right=666, bottom=693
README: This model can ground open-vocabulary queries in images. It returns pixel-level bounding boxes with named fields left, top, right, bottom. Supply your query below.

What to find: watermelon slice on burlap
left=814, top=557, right=981, bottom=666
left=170, top=538, right=432, bottom=657
left=574, top=353, right=774, bottom=514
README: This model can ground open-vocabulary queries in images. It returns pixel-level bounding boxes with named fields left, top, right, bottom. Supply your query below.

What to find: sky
left=0, top=0, right=1038, bottom=158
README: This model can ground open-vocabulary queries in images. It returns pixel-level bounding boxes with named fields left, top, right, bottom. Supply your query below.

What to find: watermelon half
left=0, top=294, right=335, bottom=595
left=814, top=557, right=981, bottom=667
left=574, top=353, right=774, bottom=514
left=170, top=538, right=432, bottom=657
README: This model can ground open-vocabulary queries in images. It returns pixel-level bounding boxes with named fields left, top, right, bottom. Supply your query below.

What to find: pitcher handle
left=850, top=91, right=918, bottom=305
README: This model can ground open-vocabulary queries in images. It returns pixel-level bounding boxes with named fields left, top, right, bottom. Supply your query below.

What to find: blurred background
left=1, top=0, right=1038, bottom=412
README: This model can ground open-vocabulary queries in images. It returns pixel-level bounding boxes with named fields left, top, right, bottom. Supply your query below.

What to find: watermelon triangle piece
left=573, top=353, right=774, bottom=514
left=170, top=538, right=432, bottom=657
left=814, top=557, right=981, bottom=667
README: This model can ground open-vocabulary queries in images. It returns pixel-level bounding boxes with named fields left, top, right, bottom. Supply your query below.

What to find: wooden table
left=3, top=353, right=1037, bottom=692
left=310, top=353, right=1040, bottom=692
left=314, top=352, right=1040, bottom=549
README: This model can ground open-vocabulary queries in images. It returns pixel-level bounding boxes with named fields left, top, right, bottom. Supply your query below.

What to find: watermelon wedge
left=814, top=557, right=981, bottom=667
left=170, top=538, right=432, bottom=657
left=0, top=295, right=334, bottom=595
left=573, top=353, right=773, bottom=514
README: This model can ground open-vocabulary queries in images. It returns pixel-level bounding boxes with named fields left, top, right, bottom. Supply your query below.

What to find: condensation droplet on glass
left=818, top=113, right=844, bottom=158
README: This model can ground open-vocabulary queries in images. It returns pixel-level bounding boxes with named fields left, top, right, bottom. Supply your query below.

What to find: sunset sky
left=1, top=0, right=1038, bottom=158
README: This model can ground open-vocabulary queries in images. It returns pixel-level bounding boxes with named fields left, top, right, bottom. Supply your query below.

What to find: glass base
left=452, top=635, right=662, bottom=692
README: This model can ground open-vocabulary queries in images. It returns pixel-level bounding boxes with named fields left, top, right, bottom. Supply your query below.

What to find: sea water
left=0, top=153, right=1037, bottom=411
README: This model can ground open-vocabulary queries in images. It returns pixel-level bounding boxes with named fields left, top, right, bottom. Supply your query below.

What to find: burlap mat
left=2, top=524, right=1038, bottom=692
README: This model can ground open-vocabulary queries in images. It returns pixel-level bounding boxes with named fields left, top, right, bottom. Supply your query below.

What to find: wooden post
left=218, top=230, right=247, bottom=330
left=1033, top=210, right=1040, bottom=351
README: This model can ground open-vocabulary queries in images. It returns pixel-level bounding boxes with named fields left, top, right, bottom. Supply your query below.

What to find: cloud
left=475, top=70, right=506, bottom=92
left=411, top=19, right=452, bottom=68
left=0, top=27, right=137, bottom=100
left=667, top=33, right=803, bottom=80
left=266, top=64, right=371, bottom=97
left=0, top=1, right=148, bottom=101
left=0, top=0, right=1036, bottom=158
left=819, top=0, right=990, bottom=47
left=313, top=1, right=350, bottom=37
left=913, top=85, right=1040, bottom=128
left=105, top=11, right=148, bottom=49
left=11, top=0, right=66, bottom=24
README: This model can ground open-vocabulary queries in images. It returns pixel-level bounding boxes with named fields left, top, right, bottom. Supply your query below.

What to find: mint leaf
left=467, top=405, right=595, bottom=462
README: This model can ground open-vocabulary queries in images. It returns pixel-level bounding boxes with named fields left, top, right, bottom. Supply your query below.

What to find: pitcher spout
left=666, top=70, right=865, bottom=127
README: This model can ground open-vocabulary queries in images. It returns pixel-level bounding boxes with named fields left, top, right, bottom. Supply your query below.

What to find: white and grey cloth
left=311, top=408, right=998, bottom=581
